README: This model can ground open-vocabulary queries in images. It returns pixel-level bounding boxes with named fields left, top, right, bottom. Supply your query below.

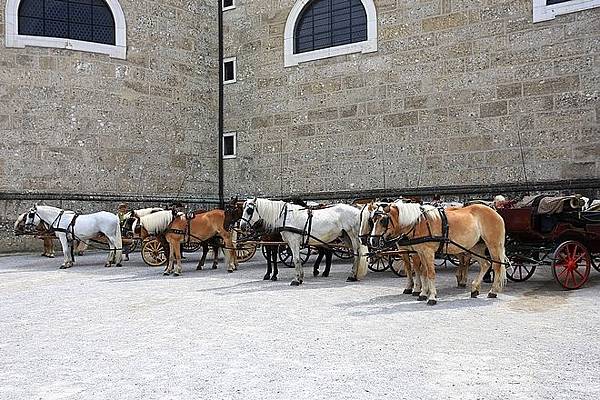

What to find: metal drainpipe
left=217, top=0, right=224, bottom=209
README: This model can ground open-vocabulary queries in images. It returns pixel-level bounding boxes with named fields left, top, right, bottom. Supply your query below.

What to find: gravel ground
left=1, top=250, right=599, bottom=400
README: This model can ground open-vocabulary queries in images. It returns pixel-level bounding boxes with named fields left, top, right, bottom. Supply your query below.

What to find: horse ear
left=383, top=205, right=390, bottom=213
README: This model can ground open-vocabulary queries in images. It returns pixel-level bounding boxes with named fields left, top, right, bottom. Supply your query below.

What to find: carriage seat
left=517, top=194, right=586, bottom=215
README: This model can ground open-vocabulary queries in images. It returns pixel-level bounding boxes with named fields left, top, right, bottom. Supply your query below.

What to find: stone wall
left=0, top=0, right=220, bottom=251
left=222, top=0, right=600, bottom=198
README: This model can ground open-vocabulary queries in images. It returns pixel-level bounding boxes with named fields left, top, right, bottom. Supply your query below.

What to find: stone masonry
left=0, top=1, right=219, bottom=252
left=222, top=0, right=600, bottom=197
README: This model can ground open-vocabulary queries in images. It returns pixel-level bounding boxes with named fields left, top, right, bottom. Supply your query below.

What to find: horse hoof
left=417, top=295, right=427, bottom=301
left=313, top=270, right=319, bottom=277
left=227, top=269, right=234, bottom=273
left=212, top=266, right=218, bottom=270
left=471, top=290, right=479, bottom=298
left=488, top=292, right=497, bottom=299
left=346, top=276, right=358, bottom=282
left=322, top=273, right=329, bottom=278
left=290, top=280, right=301, bottom=286
left=403, top=288, right=413, bottom=294
left=263, top=274, right=271, bottom=280
left=427, top=299, right=437, bottom=306
left=163, top=272, right=170, bottom=276
left=412, top=291, right=420, bottom=297
left=173, top=273, right=180, bottom=277
left=116, top=263, right=122, bottom=268
left=457, top=283, right=467, bottom=288
left=59, top=265, right=67, bottom=269
left=271, top=276, right=278, bottom=281
left=104, top=264, right=111, bottom=268
left=196, top=266, right=203, bottom=271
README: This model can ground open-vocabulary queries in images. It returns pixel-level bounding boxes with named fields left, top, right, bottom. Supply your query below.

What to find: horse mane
left=255, top=198, right=291, bottom=231
left=393, top=202, right=438, bottom=226
left=138, top=210, right=175, bottom=234
left=134, top=207, right=164, bottom=218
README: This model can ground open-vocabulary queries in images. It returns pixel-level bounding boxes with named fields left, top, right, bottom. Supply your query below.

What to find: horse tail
left=356, top=244, right=369, bottom=280
left=498, top=247, right=507, bottom=290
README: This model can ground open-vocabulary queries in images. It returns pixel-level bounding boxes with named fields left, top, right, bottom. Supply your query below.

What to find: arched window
left=5, top=0, right=127, bottom=59
left=284, top=0, right=377, bottom=67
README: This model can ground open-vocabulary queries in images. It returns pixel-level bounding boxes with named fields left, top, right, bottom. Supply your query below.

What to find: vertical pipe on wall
left=218, top=0, right=224, bottom=209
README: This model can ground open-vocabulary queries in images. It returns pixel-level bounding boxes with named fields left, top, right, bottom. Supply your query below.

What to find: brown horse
left=369, top=203, right=507, bottom=305
left=164, top=209, right=238, bottom=276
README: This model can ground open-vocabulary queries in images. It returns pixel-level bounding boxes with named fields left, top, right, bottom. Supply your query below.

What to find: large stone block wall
left=222, top=0, right=600, bottom=197
left=0, top=0, right=219, bottom=197
left=0, top=1, right=220, bottom=251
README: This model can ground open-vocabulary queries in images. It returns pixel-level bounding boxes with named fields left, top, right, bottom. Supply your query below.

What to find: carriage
left=497, top=196, right=600, bottom=290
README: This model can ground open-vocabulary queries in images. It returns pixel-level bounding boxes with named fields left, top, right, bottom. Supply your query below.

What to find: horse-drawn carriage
left=497, top=195, right=600, bottom=289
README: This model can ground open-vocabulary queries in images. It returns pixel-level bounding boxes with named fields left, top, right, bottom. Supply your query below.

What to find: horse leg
left=284, top=236, right=304, bottom=286
left=57, top=234, right=72, bottom=269
left=322, top=249, right=332, bottom=278
left=486, top=244, right=507, bottom=298
left=313, top=248, right=324, bottom=277
left=197, top=243, right=208, bottom=270
left=401, top=253, right=413, bottom=294
left=456, top=253, right=470, bottom=288
left=420, top=251, right=437, bottom=305
left=264, top=246, right=273, bottom=280
left=271, top=246, right=278, bottom=281
left=164, top=236, right=175, bottom=276
left=173, top=239, right=183, bottom=276
left=220, top=232, right=236, bottom=273
left=411, top=254, right=423, bottom=296
left=212, top=245, right=219, bottom=269
left=346, top=236, right=367, bottom=282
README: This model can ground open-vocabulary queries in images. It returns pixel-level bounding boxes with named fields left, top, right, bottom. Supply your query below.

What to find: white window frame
left=533, top=0, right=600, bottom=22
left=223, top=56, right=237, bottom=84
left=222, top=0, right=236, bottom=11
left=4, top=0, right=127, bottom=59
left=223, top=132, right=237, bottom=159
left=283, top=0, right=377, bottom=67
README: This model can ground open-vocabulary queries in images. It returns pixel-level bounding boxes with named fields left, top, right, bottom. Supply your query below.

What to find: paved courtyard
left=1, top=250, right=599, bottom=400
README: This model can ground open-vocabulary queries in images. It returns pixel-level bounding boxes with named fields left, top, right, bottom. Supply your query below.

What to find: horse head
left=239, top=197, right=259, bottom=231
left=369, top=204, right=396, bottom=248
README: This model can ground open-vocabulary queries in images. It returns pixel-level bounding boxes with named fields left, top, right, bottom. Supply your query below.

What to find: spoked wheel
left=552, top=241, right=591, bottom=290
left=506, top=254, right=537, bottom=282
left=334, top=247, right=355, bottom=260
left=236, top=243, right=257, bottom=263
left=278, top=245, right=311, bottom=267
left=141, top=238, right=167, bottom=267
left=592, top=255, right=600, bottom=273
left=368, top=254, right=391, bottom=272
left=389, top=256, right=407, bottom=277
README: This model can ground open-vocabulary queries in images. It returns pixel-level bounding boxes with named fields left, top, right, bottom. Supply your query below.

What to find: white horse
left=23, top=205, right=123, bottom=269
left=239, top=198, right=368, bottom=285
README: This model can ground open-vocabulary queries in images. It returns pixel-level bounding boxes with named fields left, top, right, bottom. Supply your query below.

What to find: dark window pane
left=70, top=3, right=92, bottom=24
left=93, top=5, right=114, bottom=26
left=546, top=0, right=571, bottom=4
left=294, top=0, right=368, bottom=54
left=19, top=16, right=45, bottom=35
left=17, top=0, right=116, bottom=46
left=224, top=61, right=235, bottom=81
left=223, top=0, right=234, bottom=8
left=224, top=136, right=235, bottom=156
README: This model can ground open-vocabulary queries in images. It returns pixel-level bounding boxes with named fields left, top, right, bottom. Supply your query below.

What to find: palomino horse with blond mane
left=359, top=201, right=488, bottom=296
left=369, top=202, right=507, bottom=305
left=21, top=205, right=123, bottom=269
left=239, top=198, right=368, bottom=286
left=163, top=209, right=238, bottom=276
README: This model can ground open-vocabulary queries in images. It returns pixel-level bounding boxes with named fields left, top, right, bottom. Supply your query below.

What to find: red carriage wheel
left=551, top=241, right=591, bottom=290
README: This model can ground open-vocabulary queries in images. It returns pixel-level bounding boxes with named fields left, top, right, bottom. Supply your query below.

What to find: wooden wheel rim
left=552, top=241, right=591, bottom=290
left=142, top=239, right=167, bottom=267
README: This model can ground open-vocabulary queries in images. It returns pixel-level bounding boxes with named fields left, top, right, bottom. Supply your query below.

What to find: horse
left=22, top=205, right=122, bottom=269
left=163, top=209, right=238, bottom=276
left=369, top=202, right=507, bottom=305
left=14, top=212, right=56, bottom=257
left=239, top=198, right=368, bottom=286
